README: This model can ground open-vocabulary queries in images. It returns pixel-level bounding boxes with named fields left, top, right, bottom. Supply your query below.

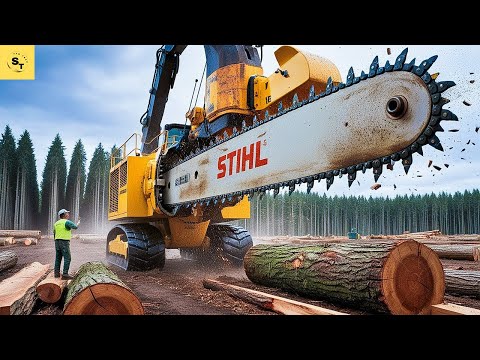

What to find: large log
left=36, top=272, right=69, bottom=304
left=444, top=269, right=480, bottom=299
left=0, top=250, right=18, bottom=272
left=0, top=262, right=50, bottom=315
left=203, top=278, right=347, bottom=315
left=0, top=230, right=41, bottom=240
left=63, top=262, right=144, bottom=315
left=426, top=244, right=479, bottom=261
left=244, top=240, right=445, bottom=314
left=22, top=238, right=38, bottom=246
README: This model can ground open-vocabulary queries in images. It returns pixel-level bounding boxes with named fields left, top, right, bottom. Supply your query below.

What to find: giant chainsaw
left=157, top=48, right=457, bottom=212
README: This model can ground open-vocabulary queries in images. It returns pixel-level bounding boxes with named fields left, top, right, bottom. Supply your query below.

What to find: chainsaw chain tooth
left=307, top=180, right=314, bottom=194
left=437, top=81, right=456, bottom=93
left=402, top=155, right=413, bottom=174
left=428, top=135, right=444, bottom=151
left=368, top=56, right=379, bottom=77
left=373, top=165, right=382, bottom=182
left=346, top=67, right=355, bottom=86
left=403, top=58, right=416, bottom=71
left=440, top=109, right=458, bottom=121
left=288, top=181, right=296, bottom=195
left=326, top=176, right=334, bottom=190
left=326, top=77, right=333, bottom=95
left=393, top=48, right=408, bottom=70
left=415, top=55, right=438, bottom=77
left=348, top=171, right=357, bottom=187
left=166, top=48, right=458, bottom=207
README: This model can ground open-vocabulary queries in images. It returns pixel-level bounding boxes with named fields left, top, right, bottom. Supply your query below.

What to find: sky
left=0, top=45, right=479, bottom=199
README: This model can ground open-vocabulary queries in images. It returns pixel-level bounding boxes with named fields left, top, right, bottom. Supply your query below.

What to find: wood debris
left=370, top=183, right=381, bottom=190
left=463, top=100, right=471, bottom=106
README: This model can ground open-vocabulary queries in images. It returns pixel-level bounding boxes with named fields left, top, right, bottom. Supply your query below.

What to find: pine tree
left=83, top=143, right=109, bottom=234
left=0, top=125, right=17, bottom=229
left=14, top=130, right=39, bottom=229
left=65, top=140, right=87, bottom=223
left=40, top=134, right=67, bottom=234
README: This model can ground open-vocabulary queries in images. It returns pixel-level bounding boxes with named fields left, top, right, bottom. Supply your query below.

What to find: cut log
left=0, top=237, right=15, bottom=246
left=0, top=230, right=41, bottom=240
left=203, top=278, right=347, bottom=315
left=63, top=262, right=144, bottom=315
left=244, top=240, right=445, bottom=315
left=431, top=303, right=480, bottom=315
left=0, top=262, right=50, bottom=315
left=22, top=238, right=38, bottom=246
left=0, top=250, right=18, bottom=273
left=426, top=244, right=479, bottom=261
left=36, top=272, right=69, bottom=304
left=444, top=269, right=480, bottom=299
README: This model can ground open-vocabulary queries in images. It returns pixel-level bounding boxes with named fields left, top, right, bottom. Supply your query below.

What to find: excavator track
left=159, top=48, right=457, bottom=213
left=106, top=223, right=165, bottom=271
left=180, top=224, right=253, bottom=265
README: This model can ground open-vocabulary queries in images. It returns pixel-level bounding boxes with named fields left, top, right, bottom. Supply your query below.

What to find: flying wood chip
left=449, top=129, right=459, bottom=132
left=467, top=140, right=471, bottom=144
left=476, top=126, right=479, bottom=133
left=433, top=165, right=441, bottom=171
left=394, top=184, right=397, bottom=189
left=471, top=80, right=475, bottom=84
left=444, top=164, right=449, bottom=168
left=463, top=100, right=472, bottom=106
left=370, top=183, right=381, bottom=190
left=461, top=148, right=465, bottom=152
left=387, top=47, right=391, bottom=55
left=428, top=160, right=433, bottom=167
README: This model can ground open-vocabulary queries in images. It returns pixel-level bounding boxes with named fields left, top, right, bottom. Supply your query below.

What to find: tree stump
left=244, top=240, right=445, bottom=314
left=63, top=262, right=144, bottom=315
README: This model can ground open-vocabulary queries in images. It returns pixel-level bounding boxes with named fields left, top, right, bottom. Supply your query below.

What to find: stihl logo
left=217, top=140, right=268, bottom=179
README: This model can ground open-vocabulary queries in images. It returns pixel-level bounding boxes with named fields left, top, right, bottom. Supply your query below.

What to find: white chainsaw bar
left=163, top=71, right=431, bottom=205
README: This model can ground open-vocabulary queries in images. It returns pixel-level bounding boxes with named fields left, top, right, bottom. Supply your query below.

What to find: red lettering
left=227, top=151, right=236, bottom=176
left=217, top=155, right=227, bottom=179
left=236, top=149, right=241, bottom=173
left=255, top=141, right=268, bottom=167
left=242, top=143, right=254, bottom=172
left=217, top=141, right=269, bottom=179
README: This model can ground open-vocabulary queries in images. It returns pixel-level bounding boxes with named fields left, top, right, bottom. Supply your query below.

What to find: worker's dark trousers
left=54, top=239, right=71, bottom=275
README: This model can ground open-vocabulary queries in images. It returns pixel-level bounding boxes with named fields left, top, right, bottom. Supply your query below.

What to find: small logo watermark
left=0, top=45, right=35, bottom=80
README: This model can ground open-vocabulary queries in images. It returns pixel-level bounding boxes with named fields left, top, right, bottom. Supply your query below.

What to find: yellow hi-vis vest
left=54, top=219, right=71, bottom=240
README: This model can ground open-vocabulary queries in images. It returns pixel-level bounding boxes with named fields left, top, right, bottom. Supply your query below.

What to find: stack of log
left=369, top=229, right=443, bottom=240
left=0, top=230, right=41, bottom=246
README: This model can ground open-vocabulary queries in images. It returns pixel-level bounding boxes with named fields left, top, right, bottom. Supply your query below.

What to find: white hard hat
left=58, top=209, right=70, bottom=217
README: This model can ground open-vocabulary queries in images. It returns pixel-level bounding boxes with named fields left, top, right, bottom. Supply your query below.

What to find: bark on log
left=36, top=272, right=69, bottom=303
left=203, top=278, right=346, bottom=315
left=244, top=240, right=445, bottom=314
left=426, top=244, right=479, bottom=261
left=0, top=230, right=41, bottom=240
left=444, top=269, right=480, bottom=299
left=0, top=250, right=18, bottom=272
left=0, top=262, right=50, bottom=315
left=63, top=262, right=144, bottom=315
left=0, top=237, right=15, bottom=246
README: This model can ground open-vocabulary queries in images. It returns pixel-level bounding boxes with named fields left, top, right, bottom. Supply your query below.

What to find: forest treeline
left=0, top=125, right=112, bottom=234
left=1, top=125, right=479, bottom=236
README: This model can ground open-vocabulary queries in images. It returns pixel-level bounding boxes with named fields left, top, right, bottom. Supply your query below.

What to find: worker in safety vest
left=53, top=209, right=80, bottom=280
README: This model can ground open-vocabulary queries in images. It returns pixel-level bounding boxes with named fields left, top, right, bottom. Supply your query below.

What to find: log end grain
left=381, top=240, right=445, bottom=315
left=63, top=283, right=144, bottom=315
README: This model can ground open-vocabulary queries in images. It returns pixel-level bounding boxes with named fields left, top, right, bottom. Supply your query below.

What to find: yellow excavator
left=106, top=45, right=457, bottom=270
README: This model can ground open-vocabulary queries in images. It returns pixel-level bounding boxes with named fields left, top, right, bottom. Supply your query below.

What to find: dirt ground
left=1, top=235, right=479, bottom=315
